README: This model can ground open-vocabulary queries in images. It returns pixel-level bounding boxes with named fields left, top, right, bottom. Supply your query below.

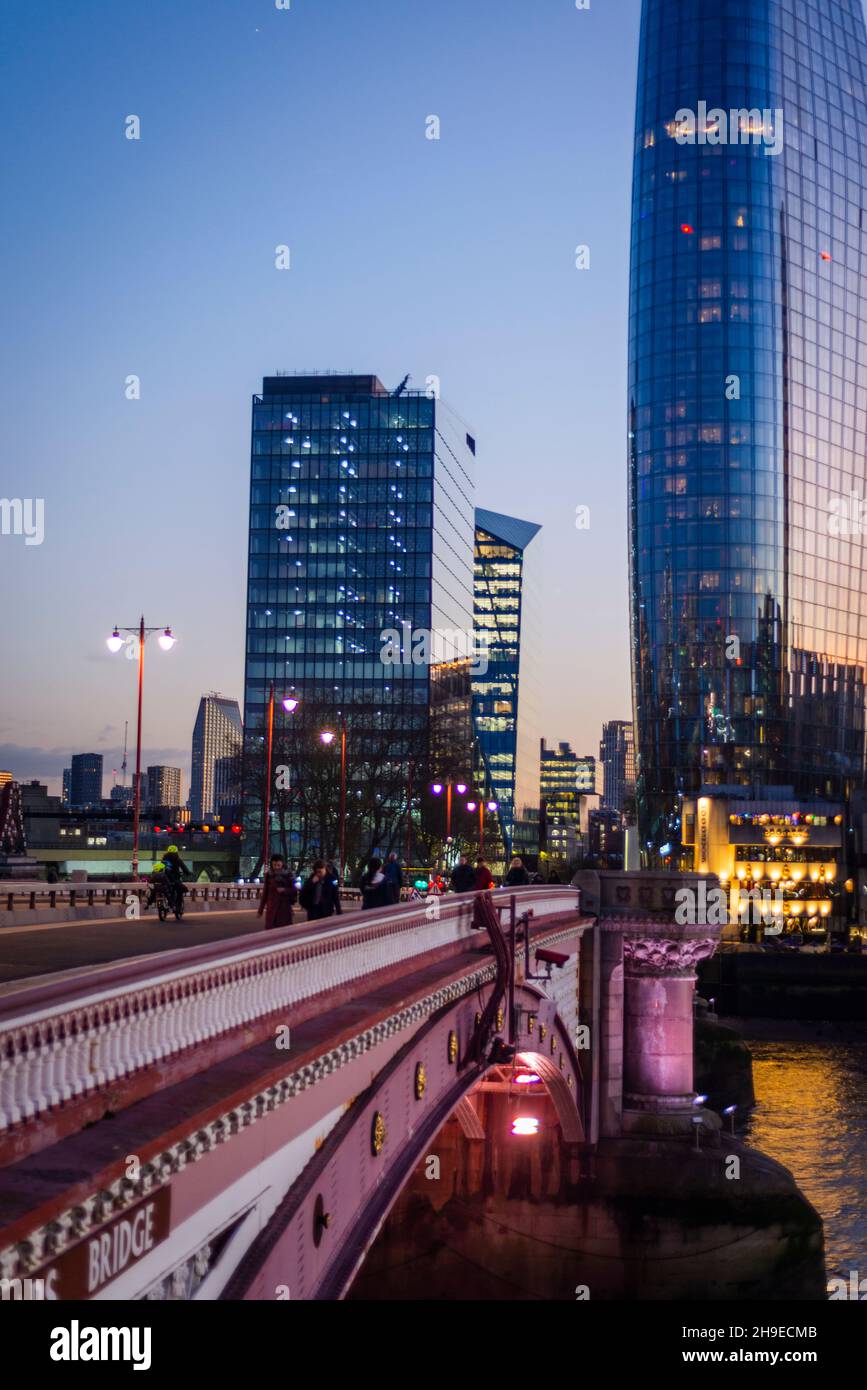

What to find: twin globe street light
left=431, top=780, right=498, bottom=854
left=106, top=618, right=176, bottom=880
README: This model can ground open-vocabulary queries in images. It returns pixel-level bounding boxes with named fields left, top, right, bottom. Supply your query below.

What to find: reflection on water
left=744, top=1041, right=867, bottom=1281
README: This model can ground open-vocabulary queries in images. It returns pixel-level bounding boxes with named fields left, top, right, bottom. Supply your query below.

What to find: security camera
left=536, top=948, right=569, bottom=969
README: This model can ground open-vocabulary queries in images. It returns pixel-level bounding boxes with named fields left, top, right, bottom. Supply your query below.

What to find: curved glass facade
left=628, top=0, right=867, bottom=858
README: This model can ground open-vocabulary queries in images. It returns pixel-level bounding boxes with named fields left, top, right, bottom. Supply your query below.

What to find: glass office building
left=473, top=508, right=543, bottom=857
left=242, top=374, right=475, bottom=870
left=629, top=0, right=867, bottom=860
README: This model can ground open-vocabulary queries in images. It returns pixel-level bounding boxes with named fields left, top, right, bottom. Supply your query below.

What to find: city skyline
left=0, top=0, right=640, bottom=791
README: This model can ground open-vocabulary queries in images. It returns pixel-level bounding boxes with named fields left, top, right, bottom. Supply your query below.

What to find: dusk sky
left=0, top=0, right=642, bottom=797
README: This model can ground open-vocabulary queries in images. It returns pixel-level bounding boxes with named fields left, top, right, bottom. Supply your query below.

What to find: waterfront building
left=682, top=789, right=848, bottom=941
left=629, top=0, right=867, bottom=861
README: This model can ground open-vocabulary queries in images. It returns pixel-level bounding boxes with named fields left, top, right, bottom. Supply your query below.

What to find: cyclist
left=145, top=861, right=167, bottom=909
left=162, top=844, right=190, bottom=916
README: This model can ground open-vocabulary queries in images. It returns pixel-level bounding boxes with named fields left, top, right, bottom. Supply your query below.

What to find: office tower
left=540, top=739, right=581, bottom=862
left=588, top=809, right=625, bottom=869
left=242, top=373, right=476, bottom=868
left=473, top=508, right=543, bottom=858
left=0, top=772, right=12, bottom=788
left=191, top=695, right=242, bottom=821
left=61, top=768, right=71, bottom=806
left=69, top=753, right=103, bottom=808
left=145, top=765, right=182, bottom=812
left=214, top=753, right=242, bottom=821
left=599, top=720, right=636, bottom=815
left=628, top=0, right=867, bottom=861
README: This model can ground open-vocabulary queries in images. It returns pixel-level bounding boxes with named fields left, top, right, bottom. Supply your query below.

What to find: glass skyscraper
left=190, top=694, right=242, bottom=821
left=473, top=508, right=543, bottom=858
left=629, top=0, right=867, bottom=860
left=242, top=374, right=475, bottom=870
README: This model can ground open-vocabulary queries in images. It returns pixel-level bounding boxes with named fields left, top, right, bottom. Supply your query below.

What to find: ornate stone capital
left=623, top=935, right=718, bottom=977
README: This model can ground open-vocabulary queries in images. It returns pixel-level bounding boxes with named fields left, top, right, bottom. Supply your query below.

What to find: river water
left=742, top=1030, right=867, bottom=1285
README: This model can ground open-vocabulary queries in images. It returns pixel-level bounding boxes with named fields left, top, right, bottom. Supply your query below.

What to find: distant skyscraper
left=473, top=508, right=543, bottom=857
left=145, top=765, right=182, bottom=812
left=241, top=373, right=476, bottom=867
left=69, top=753, right=103, bottom=808
left=629, top=0, right=867, bottom=860
left=61, top=768, right=71, bottom=806
left=599, top=721, right=635, bottom=815
left=191, top=695, right=242, bottom=820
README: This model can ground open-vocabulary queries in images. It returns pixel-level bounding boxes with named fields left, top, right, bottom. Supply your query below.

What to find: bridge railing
left=0, top=887, right=581, bottom=1134
left=1, top=882, right=263, bottom=912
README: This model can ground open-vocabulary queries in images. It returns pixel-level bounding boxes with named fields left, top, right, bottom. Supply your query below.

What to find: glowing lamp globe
left=157, top=628, right=176, bottom=651
left=106, top=630, right=124, bottom=653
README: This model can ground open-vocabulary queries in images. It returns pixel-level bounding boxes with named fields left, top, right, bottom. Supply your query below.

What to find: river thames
left=743, top=1030, right=867, bottom=1289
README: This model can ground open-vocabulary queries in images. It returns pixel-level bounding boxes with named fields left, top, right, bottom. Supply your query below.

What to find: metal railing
left=1, top=882, right=262, bottom=913
left=0, top=887, right=581, bottom=1133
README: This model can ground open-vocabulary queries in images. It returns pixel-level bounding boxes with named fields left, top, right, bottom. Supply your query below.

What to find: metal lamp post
left=320, top=714, right=347, bottom=879
left=262, top=686, right=299, bottom=872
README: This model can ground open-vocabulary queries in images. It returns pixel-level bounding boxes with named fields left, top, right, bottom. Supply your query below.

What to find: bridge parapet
left=0, top=887, right=581, bottom=1159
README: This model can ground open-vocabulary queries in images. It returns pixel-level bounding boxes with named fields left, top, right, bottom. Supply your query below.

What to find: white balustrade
left=0, top=888, right=580, bottom=1134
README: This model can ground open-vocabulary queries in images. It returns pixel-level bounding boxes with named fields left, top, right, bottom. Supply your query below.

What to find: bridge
left=0, top=874, right=724, bottom=1301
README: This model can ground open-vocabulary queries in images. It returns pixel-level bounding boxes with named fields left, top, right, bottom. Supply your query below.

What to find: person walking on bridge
left=474, top=857, right=495, bottom=891
left=360, top=856, right=390, bottom=910
left=299, top=860, right=342, bottom=921
left=450, top=855, right=476, bottom=894
left=383, top=852, right=403, bottom=904
left=258, top=854, right=297, bottom=930
left=505, top=856, right=530, bottom=887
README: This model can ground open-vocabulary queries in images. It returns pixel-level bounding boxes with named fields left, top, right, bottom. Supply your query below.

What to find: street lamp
left=262, top=684, right=300, bottom=871
left=320, top=715, right=347, bottom=879
left=106, top=617, right=176, bottom=880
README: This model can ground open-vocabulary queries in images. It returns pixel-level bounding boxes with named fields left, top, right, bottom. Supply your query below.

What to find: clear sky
left=0, top=0, right=641, bottom=797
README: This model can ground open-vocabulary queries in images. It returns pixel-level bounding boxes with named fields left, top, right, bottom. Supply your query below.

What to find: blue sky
left=0, top=0, right=641, bottom=795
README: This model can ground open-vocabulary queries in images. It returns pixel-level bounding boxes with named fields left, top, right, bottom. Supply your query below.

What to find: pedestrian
left=450, top=855, right=476, bottom=893
left=474, top=857, right=494, bottom=890
left=383, top=851, right=403, bottom=904
left=257, top=854, right=297, bottom=930
left=299, top=859, right=342, bottom=921
left=360, top=856, right=390, bottom=910
left=505, top=856, right=530, bottom=886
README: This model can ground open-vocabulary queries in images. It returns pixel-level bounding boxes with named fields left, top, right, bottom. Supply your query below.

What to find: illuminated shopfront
left=682, top=794, right=851, bottom=941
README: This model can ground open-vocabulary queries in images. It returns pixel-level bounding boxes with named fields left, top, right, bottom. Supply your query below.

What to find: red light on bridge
left=511, top=1116, right=540, bottom=1136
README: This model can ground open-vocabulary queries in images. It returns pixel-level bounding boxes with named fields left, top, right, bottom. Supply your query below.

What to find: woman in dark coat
left=360, top=857, right=390, bottom=910
left=300, top=860, right=343, bottom=920
left=257, top=855, right=297, bottom=929
left=505, top=856, right=530, bottom=887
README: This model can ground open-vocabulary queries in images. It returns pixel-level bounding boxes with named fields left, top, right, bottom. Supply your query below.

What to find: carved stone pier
left=574, top=871, right=721, bottom=1137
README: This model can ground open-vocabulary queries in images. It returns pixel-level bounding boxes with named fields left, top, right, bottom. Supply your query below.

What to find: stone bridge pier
left=576, top=871, right=720, bottom=1138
